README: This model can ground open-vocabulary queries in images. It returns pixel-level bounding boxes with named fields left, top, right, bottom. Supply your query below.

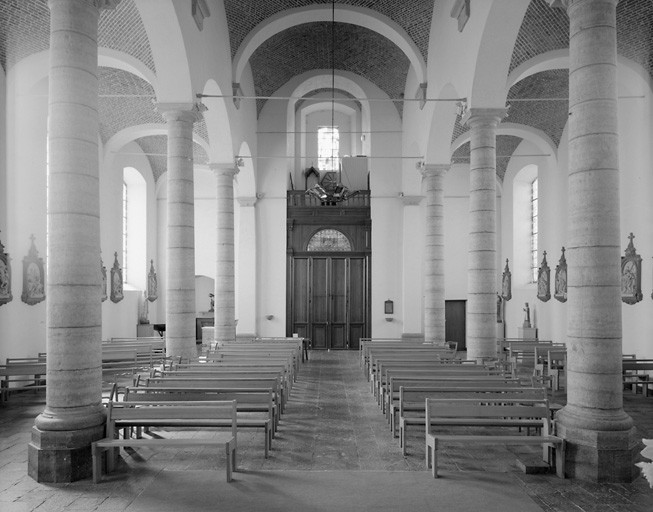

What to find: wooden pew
left=398, top=385, right=547, bottom=453
left=533, top=346, right=567, bottom=392
left=92, top=400, right=238, bottom=483
left=144, top=375, right=285, bottom=413
left=622, top=359, right=653, bottom=396
left=378, top=367, right=507, bottom=413
left=124, top=386, right=273, bottom=456
left=383, top=374, right=520, bottom=423
left=0, top=360, right=47, bottom=403
left=425, top=398, right=566, bottom=478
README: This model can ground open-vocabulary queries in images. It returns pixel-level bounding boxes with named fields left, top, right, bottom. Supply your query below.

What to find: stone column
left=462, top=108, right=506, bottom=361
left=28, top=0, right=119, bottom=483
left=160, top=104, right=198, bottom=362
left=211, top=164, right=238, bottom=345
left=421, top=164, right=447, bottom=344
left=554, top=0, right=638, bottom=482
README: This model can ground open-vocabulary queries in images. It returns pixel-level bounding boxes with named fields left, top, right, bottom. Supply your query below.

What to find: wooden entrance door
left=289, top=255, right=367, bottom=350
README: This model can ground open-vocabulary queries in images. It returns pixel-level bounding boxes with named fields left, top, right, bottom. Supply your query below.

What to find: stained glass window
left=307, top=229, right=352, bottom=252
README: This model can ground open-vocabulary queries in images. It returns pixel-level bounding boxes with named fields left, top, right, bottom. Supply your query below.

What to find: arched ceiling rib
left=250, top=22, right=409, bottom=118
left=510, top=0, right=653, bottom=79
left=224, top=0, right=433, bottom=63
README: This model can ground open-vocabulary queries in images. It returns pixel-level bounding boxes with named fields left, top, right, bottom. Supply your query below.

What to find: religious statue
left=209, top=292, right=215, bottom=312
left=523, top=302, right=531, bottom=329
left=138, top=290, right=149, bottom=324
left=496, top=293, right=502, bottom=323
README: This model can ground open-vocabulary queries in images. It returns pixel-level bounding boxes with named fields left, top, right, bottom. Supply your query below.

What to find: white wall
left=1, top=71, right=48, bottom=361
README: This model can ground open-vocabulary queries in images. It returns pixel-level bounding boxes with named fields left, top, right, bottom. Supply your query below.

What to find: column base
left=556, top=420, right=641, bottom=482
left=28, top=423, right=105, bottom=483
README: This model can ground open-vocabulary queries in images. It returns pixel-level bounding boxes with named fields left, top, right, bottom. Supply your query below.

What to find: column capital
left=398, top=194, right=424, bottom=206
left=462, top=107, right=508, bottom=128
left=209, top=163, right=239, bottom=177
left=237, top=196, right=258, bottom=207
left=420, top=163, right=449, bottom=178
left=157, top=102, right=202, bottom=123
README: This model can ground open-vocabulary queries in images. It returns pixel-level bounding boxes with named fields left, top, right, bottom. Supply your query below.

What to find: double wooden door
left=289, top=255, right=368, bottom=350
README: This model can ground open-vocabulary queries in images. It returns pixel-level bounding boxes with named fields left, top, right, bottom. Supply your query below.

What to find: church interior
left=1, top=0, right=653, bottom=510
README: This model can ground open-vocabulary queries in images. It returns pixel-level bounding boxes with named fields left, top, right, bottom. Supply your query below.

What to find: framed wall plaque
left=537, top=251, right=551, bottom=302
left=0, top=234, right=12, bottom=306
left=501, top=259, right=512, bottom=301
left=21, top=235, right=45, bottom=306
left=554, top=247, right=567, bottom=303
left=110, top=252, right=124, bottom=303
left=621, top=232, right=642, bottom=305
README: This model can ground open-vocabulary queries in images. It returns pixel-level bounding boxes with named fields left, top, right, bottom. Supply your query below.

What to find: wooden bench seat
left=0, top=361, right=47, bottom=403
left=93, top=400, right=238, bottom=483
left=424, top=398, right=565, bottom=478
left=397, top=386, right=548, bottom=453
left=381, top=372, right=517, bottom=418
left=124, top=387, right=274, bottom=456
left=622, top=359, right=653, bottom=396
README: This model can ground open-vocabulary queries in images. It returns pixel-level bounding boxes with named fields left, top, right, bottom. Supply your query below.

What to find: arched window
left=122, top=167, right=147, bottom=288
left=318, top=126, right=339, bottom=171
left=530, top=178, right=539, bottom=283
left=307, top=229, right=352, bottom=252
left=512, top=164, right=538, bottom=286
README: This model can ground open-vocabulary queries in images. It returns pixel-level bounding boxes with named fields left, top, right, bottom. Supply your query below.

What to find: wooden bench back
left=107, top=400, right=238, bottom=436
left=426, top=397, right=551, bottom=419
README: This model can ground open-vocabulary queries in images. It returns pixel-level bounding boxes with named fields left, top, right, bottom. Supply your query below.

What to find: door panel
left=290, top=255, right=368, bottom=350
left=445, top=300, right=466, bottom=351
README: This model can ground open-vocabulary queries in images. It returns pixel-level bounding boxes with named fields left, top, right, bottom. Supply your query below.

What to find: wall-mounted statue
left=147, top=259, right=158, bottom=302
left=110, top=252, right=124, bottom=303
left=101, top=257, right=107, bottom=302
left=554, top=247, right=567, bottom=303
left=523, top=302, right=531, bottom=329
left=501, top=259, right=512, bottom=301
left=537, top=251, right=551, bottom=302
left=0, top=232, right=12, bottom=306
left=621, top=232, right=642, bottom=305
left=21, top=234, right=45, bottom=306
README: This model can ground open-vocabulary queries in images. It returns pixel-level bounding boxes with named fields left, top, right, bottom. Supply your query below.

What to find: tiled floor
left=0, top=350, right=652, bottom=511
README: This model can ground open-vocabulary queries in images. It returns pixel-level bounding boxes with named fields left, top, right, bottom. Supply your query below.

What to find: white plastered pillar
left=28, top=0, right=119, bottom=483
left=463, top=108, right=506, bottom=361
left=421, top=164, right=447, bottom=344
left=160, top=105, right=198, bottom=361
left=236, top=195, right=258, bottom=337
left=211, top=163, right=238, bottom=345
left=554, top=0, right=638, bottom=482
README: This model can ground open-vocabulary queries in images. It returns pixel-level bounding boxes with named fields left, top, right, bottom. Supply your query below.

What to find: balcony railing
left=287, top=190, right=371, bottom=208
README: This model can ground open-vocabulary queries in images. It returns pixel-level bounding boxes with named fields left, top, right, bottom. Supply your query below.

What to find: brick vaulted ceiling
left=0, top=1, right=652, bottom=180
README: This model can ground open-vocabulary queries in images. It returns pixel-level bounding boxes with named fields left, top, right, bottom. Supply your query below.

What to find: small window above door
left=307, top=229, right=352, bottom=252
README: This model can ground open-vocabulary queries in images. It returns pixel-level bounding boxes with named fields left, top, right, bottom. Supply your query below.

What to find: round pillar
left=421, top=164, right=447, bottom=344
left=463, top=108, right=506, bottom=361
left=555, top=0, right=638, bottom=482
left=28, top=0, right=119, bottom=483
left=160, top=105, right=199, bottom=362
left=211, top=164, right=238, bottom=345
